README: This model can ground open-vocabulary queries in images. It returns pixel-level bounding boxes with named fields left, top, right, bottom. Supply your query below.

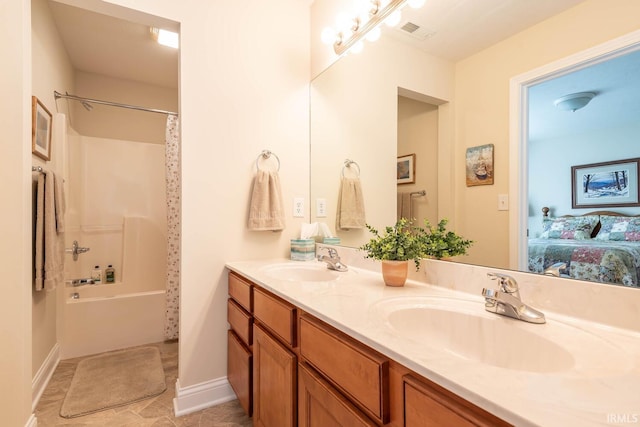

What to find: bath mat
left=60, top=346, right=166, bottom=418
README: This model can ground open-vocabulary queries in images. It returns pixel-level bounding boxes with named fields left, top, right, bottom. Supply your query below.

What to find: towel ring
left=341, top=159, right=360, bottom=177
left=255, top=150, right=280, bottom=172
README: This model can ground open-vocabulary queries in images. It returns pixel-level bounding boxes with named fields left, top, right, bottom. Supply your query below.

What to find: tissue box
left=290, top=239, right=316, bottom=261
left=323, top=237, right=341, bottom=245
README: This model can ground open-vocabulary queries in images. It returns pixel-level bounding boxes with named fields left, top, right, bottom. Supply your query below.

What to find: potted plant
left=421, top=218, right=473, bottom=260
left=359, top=218, right=426, bottom=287
left=359, top=218, right=473, bottom=286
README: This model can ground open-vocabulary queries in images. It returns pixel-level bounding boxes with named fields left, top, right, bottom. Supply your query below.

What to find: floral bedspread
left=528, top=238, right=640, bottom=287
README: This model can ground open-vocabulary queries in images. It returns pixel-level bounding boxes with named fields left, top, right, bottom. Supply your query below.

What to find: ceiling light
left=553, top=92, right=595, bottom=112
left=150, top=27, right=179, bottom=49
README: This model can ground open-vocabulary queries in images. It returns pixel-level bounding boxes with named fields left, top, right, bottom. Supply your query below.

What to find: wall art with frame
left=571, top=158, right=640, bottom=208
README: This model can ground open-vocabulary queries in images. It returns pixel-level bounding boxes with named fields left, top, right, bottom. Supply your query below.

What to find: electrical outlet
left=293, top=197, right=305, bottom=217
left=316, top=198, right=327, bottom=217
left=498, top=194, right=509, bottom=211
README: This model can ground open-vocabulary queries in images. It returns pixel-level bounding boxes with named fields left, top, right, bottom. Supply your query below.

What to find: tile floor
left=35, top=341, right=253, bottom=426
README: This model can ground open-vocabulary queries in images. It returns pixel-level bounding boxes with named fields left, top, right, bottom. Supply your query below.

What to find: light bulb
left=365, top=26, right=381, bottom=42
left=384, top=10, right=402, bottom=27
left=351, top=41, right=364, bottom=54
left=321, top=27, right=337, bottom=45
left=408, top=0, right=426, bottom=8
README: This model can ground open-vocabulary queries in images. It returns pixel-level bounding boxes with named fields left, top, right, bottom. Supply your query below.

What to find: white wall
left=0, top=0, right=35, bottom=425
left=528, top=122, right=640, bottom=237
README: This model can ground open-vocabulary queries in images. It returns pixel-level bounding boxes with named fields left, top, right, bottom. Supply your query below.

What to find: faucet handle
left=487, top=272, right=518, bottom=293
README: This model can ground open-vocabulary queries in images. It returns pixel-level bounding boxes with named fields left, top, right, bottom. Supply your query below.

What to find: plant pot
left=381, top=260, right=409, bottom=287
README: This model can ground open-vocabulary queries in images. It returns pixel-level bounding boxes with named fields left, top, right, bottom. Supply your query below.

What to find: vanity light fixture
left=322, top=0, right=423, bottom=56
left=553, top=92, right=596, bottom=112
left=150, top=27, right=179, bottom=49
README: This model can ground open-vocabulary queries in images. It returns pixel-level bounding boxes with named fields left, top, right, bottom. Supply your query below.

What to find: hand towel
left=34, top=174, right=45, bottom=290
left=397, top=192, right=412, bottom=220
left=36, top=171, right=66, bottom=291
left=248, top=169, right=285, bottom=231
left=336, top=177, right=366, bottom=230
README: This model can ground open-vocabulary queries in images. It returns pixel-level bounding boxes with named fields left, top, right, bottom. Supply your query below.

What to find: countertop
left=225, top=258, right=640, bottom=427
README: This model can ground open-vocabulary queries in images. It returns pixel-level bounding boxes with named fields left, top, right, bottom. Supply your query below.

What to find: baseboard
left=25, top=413, right=37, bottom=427
left=172, top=377, right=236, bottom=417
left=32, top=343, right=60, bottom=411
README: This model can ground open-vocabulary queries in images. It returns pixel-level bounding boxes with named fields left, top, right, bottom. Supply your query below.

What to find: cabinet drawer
left=299, top=363, right=377, bottom=427
left=228, top=272, right=253, bottom=312
left=227, top=330, right=252, bottom=416
left=227, top=299, right=252, bottom=347
left=404, top=375, right=512, bottom=427
left=299, top=315, right=389, bottom=424
left=253, top=287, right=297, bottom=347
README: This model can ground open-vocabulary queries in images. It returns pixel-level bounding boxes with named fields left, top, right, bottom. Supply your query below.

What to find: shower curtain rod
left=54, top=91, right=177, bottom=116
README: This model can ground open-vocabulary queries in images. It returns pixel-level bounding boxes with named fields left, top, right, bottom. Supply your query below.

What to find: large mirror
left=310, top=2, right=640, bottom=288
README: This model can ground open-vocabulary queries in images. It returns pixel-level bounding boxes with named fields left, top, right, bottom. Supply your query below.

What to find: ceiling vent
left=397, top=21, right=437, bottom=41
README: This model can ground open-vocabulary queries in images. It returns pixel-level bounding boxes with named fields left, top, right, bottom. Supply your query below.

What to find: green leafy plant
left=359, top=218, right=473, bottom=269
left=421, top=218, right=473, bottom=259
left=359, top=218, right=427, bottom=270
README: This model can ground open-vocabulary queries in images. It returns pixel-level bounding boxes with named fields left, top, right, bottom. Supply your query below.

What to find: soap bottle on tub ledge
left=105, top=265, right=115, bottom=284
left=91, top=265, right=102, bottom=284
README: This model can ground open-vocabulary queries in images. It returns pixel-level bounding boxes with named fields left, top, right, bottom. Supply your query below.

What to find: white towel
left=248, top=170, right=285, bottom=231
left=336, top=177, right=366, bottom=230
left=35, top=171, right=65, bottom=291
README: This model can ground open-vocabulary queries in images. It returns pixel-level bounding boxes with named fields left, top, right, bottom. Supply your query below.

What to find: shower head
left=81, top=101, right=93, bottom=111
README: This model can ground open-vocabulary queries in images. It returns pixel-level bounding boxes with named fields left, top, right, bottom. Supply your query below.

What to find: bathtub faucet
left=66, top=240, right=90, bottom=261
left=69, top=278, right=95, bottom=287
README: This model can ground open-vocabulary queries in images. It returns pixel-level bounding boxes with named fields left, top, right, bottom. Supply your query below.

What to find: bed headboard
left=541, top=206, right=640, bottom=238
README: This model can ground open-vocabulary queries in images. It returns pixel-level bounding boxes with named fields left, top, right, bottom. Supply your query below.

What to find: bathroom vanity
left=226, top=254, right=640, bottom=427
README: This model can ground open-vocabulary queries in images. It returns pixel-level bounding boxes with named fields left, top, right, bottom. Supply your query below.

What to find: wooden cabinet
left=298, top=362, right=376, bottom=427
left=403, top=375, right=512, bottom=427
left=227, top=270, right=511, bottom=427
left=253, top=323, right=297, bottom=427
left=299, top=314, right=389, bottom=424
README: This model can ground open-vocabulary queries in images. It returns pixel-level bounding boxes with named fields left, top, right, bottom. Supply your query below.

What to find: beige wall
left=31, top=0, right=74, bottom=380
left=1, top=0, right=35, bottom=425
left=454, top=0, right=640, bottom=268
left=397, top=96, right=438, bottom=226
left=72, top=71, right=178, bottom=143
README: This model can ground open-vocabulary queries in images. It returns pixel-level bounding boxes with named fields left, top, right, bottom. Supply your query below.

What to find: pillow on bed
left=539, top=216, right=599, bottom=240
left=595, top=215, right=640, bottom=241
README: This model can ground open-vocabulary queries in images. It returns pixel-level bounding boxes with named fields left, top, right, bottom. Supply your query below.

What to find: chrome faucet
left=482, top=272, right=545, bottom=324
left=544, top=262, right=567, bottom=277
left=317, top=247, right=348, bottom=272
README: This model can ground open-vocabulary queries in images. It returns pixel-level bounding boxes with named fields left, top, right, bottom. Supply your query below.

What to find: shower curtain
left=164, top=114, right=180, bottom=340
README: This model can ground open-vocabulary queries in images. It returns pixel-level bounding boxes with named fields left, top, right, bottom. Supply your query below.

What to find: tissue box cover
left=323, top=237, right=341, bottom=245
left=290, top=239, right=315, bottom=261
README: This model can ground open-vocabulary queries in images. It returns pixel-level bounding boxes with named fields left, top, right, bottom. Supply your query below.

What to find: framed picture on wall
left=571, top=158, right=640, bottom=208
left=466, top=144, right=494, bottom=187
left=397, top=154, right=415, bottom=184
left=32, top=96, right=52, bottom=161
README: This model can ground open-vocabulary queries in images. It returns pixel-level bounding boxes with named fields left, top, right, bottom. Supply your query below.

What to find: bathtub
left=60, top=283, right=166, bottom=359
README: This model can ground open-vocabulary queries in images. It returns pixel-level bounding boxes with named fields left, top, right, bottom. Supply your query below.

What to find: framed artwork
left=397, top=154, right=415, bottom=185
left=466, top=144, right=494, bottom=186
left=572, top=158, right=640, bottom=208
left=32, top=96, right=52, bottom=161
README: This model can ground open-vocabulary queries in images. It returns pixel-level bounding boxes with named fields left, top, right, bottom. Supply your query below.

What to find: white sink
left=370, top=296, right=631, bottom=375
left=260, top=262, right=341, bottom=283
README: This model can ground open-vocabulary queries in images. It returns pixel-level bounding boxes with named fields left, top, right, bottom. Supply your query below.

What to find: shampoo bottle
left=91, top=265, right=102, bottom=284
left=105, top=265, right=115, bottom=283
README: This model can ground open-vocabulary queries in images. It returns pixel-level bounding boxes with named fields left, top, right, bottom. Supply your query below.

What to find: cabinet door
left=253, top=323, right=297, bottom=427
left=227, top=330, right=252, bottom=416
left=404, top=375, right=512, bottom=427
left=299, top=363, right=377, bottom=427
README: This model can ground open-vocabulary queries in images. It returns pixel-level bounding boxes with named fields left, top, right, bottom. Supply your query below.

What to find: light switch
left=498, top=194, right=509, bottom=211
left=316, top=198, right=327, bottom=217
left=293, top=197, right=305, bottom=217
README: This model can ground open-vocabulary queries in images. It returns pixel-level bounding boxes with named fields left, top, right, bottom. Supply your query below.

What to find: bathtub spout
left=68, top=278, right=95, bottom=286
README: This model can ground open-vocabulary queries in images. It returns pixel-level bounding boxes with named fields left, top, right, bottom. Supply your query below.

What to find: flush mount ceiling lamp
left=150, top=27, right=179, bottom=49
left=553, top=92, right=596, bottom=112
left=322, top=0, right=425, bottom=56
